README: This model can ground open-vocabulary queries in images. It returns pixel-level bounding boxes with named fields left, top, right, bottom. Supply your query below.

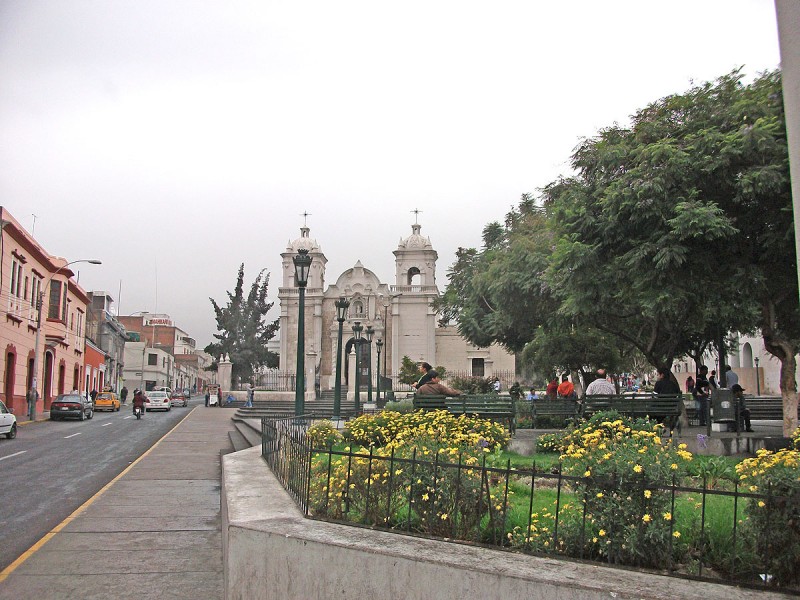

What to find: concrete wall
left=222, top=446, right=787, bottom=600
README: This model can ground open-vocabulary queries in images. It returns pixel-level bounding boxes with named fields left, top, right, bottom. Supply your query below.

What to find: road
left=0, top=396, right=204, bottom=571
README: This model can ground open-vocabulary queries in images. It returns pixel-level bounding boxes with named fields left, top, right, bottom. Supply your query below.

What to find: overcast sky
left=0, top=1, right=782, bottom=348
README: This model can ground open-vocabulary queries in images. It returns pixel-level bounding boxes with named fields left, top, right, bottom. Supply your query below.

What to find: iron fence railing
left=261, top=417, right=799, bottom=593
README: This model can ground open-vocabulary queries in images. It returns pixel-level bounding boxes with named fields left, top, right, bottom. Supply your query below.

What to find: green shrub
left=306, top=419, right=343, bottom=448
left=447, top=375, right=495, bottom=394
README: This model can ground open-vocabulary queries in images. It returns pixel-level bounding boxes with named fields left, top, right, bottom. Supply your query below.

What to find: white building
left=278, top=222, right=515, bottom=392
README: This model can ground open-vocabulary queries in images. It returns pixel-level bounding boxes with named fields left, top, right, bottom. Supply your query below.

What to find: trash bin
left=711, top=388, right=736, bottom=427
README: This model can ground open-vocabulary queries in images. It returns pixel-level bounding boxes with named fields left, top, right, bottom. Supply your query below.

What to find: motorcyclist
left=132, top=388, right=146, bottom=417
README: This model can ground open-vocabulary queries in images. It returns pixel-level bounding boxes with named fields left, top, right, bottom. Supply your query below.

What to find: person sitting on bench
left=731, top=384, right=753, bottom=432
left=416, top=371, right=461, bottom=396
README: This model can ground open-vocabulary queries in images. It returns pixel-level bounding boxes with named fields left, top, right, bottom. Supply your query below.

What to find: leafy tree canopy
left=205, top=264, right=279, bottom=384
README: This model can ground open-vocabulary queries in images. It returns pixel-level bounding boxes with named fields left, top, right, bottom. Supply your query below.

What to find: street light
left=293, top=248, right=312, bottom=416
left=754, top=357, right=760, bottom=395
left=30, top=259, right=101, bottom=422
left=364, top=325, right=374, bottom=403
left=380, top=293, right=401, bottom=394
left=352, top=321, right=363, bottom=413
left=333, top=296, right=349, bottom=421
left=375, top=338, right=383, bottom=404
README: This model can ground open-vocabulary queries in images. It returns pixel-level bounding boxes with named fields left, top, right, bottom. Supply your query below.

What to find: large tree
left=205, top=264, right=279, bottom=385
left=547, top=70, right=798, bottom=434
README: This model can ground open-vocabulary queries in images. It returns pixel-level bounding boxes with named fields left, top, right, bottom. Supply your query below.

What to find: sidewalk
left=0, top=406, right=237, bottom=600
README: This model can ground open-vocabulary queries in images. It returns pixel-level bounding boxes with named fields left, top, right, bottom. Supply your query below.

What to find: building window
left=471, top=358, right=485, bottom=377
left=10, top=259, right=17, bottom=297
left=148, top=354, right=157, bottom=366
left=16, top=264, right=22, bottom=297
left=48, top=281, right=62, bottom=319
left=23, top=276, right=28, bottom=301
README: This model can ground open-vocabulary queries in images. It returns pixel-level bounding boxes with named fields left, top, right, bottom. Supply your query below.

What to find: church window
left=407, top=267, right=421, bottom=286
left=471, top=358, right=485, bottom=377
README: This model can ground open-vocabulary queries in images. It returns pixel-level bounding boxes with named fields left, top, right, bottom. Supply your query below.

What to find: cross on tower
left=301, top=211, right=312, bottom=227
left=411, top=208, right=422, bottom=224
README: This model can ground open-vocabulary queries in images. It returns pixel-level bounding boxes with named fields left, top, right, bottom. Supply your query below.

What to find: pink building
left=0, top=208, right=91, bottom=417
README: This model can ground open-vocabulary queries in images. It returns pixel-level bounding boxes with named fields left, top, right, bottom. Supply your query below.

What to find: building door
left=44, top=351, right=54, bottom=408
left=5, top=353, right=15, bottom=411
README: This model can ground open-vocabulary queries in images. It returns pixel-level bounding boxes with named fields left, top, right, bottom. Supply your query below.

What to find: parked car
left=170, top=391, right=188, bottom=407
left=50, top=393, right=94, bottom=421
left=145, top=391, right=172, bottom=412
left=94, top=391, right=121, bottom=412
left=0, top=400, right=16, bottom=439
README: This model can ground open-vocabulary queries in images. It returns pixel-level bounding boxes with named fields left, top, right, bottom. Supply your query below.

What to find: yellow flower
left=673, top=531, right=681, bottom=538
left=441, top=514, right=448, bottom=520
left=633, top=464, right=643, bottom=473
left=758, top=501, right=766, bottom=508
left=598, top=529, right=606, bottom=537
left=642, top=514, right=652, bottom=523
left=584, top=470, right=592, bottom=477
left=596, top=492, right=604, bottom=498
left=422, top=493, right=429, bottom=501
left=643, top=490, right=652, bottom=499
left=670, top=463, right=678, bottom=470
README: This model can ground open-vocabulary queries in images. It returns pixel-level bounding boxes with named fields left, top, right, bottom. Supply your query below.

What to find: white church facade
left=277, top=222, right=515, bottom=393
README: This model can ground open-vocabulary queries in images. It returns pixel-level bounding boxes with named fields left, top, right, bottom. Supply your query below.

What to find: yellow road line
left=0, top=406, right=199, bottom=583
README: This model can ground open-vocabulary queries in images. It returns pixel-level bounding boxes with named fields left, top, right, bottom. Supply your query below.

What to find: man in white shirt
left=724, top=365, right=738, bottom=389
left=585, top=368, right=617, bottom=395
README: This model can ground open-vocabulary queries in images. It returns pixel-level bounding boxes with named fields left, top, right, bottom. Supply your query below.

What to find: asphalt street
left=0, top=396, right=202, bottom=571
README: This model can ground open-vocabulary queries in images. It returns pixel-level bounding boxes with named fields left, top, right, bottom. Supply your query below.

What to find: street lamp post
left=30, top=259, right=101, bottom=422
left=375, top=338, right=383, bottom=404
left=293, top=249, right=312, bottom=416
left=352, top=321, right=363, bottom=413
left=364, top=325, right=374, bottom=403
left=754, top=357, right=760, bottom=395
left=333, top=297, right=350, bottom=421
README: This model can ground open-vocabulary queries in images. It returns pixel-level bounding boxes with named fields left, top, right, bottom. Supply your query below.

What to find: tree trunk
left=762, top=331, right=799, bottom=437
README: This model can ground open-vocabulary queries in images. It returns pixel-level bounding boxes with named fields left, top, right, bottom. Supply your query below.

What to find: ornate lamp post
left=352, top=321, right=363, bottom=413
left=333, top=297, right=349, bottom=421
left=293, top=249, right=312, bottom=415
left=364, top=325, right=374, bottom=403
left=375, top=338, right=383, bottom=404
left=30, top=259, right=101, bottom=422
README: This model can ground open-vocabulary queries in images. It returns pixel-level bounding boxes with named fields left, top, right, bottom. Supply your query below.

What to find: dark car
left=170, top=391, right=188, bottom=407
left=50, top=393, right=94, bottom=421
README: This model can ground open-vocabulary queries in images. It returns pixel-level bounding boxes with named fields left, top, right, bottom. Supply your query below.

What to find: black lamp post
left=293, top=249, right=312, bottom=415
left=375, top=338, right=383, bottom=404
left=754, top=357, right=760, bottom=395
left=352, top=321, right=363, bottom=413
left=333, top=297, right=349, bottom=420
left=364, top=325, right=374, bottom=403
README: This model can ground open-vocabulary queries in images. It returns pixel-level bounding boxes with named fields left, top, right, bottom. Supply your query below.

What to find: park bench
left=530, top=399, right=582, bottom=429
left=413, top=394, right=516, bottom=433
left=745, top=396, right=798, bottom=421
left=581, top=393, right=684, bottom=435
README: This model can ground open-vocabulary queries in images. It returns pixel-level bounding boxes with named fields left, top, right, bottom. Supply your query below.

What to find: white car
left=145, top=391, right=172, bottom=412
left=0, top=400, right=17, bottom=439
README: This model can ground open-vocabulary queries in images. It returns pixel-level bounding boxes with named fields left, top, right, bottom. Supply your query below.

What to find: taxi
left=94, top=391, right=121, bottom=412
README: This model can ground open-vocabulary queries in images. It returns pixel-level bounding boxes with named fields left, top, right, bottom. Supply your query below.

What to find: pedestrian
left=654, top=367, right=681, bottom=395
left=493, top=377, right=501, bottom=393
left=546, top=377, right=559, bottom=401
left=120, top=386, right=129, bottom=405
left=205, top=389, right=210, bottom=407
left=692, top=366, right=711, bottom=426
left=90, top=389, right=98, bottom=403
left=245, top=382, right=254, bottom=408
left=411, top=362, right=434, bottom=390
left=731, top=384, right=753, bottom=432
left=525, top=388, right=538, bottom=402
left=585, top=369, right=617, bottom=395
left=724, top=365, right=738, bottom=389
left=416, top=371, right=461, bottom=396
left=709, top=370, right=718, bottom=389
left=509, top=381, right=522, bottom=402
left=557, top=374, right=575, bottom=398
left=685, top=376, right=695, bottom=394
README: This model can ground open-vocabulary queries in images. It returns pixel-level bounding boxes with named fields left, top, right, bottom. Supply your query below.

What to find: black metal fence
left=261, top=417, right=799, bottom=592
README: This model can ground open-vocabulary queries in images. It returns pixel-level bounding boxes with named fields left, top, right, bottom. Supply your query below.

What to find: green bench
left=531, top=399, right=581, bottom=429
left=413, top=394, right=516, bottom=433
left=582, top=394, right=684, bottom=435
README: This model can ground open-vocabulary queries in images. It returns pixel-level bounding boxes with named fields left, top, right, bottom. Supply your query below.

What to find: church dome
left=398, top=224, right=432, bottom=250
left=287, top=227, right=321, bottom=253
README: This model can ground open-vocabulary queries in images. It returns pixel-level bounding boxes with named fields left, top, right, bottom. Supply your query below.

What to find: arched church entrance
left=344, top=338, right=370, bottom=388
